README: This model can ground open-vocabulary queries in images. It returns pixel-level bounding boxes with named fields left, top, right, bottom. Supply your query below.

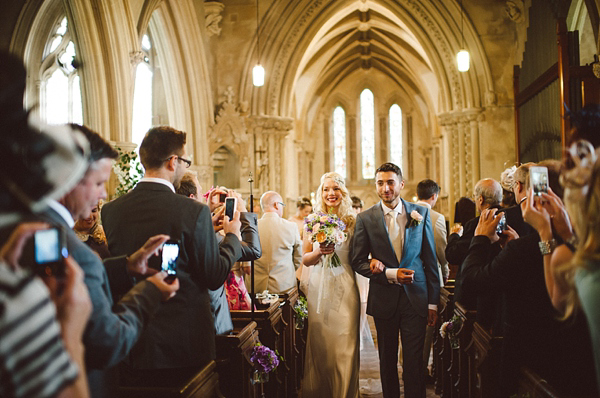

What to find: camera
left=529, top=166, right=548, bottom=196
left=34, top=228, right=67, bottom=278
left=496, top=212, right=507, bottom=235
left=161, top=240, right=179, bottom=284
left=219, top=193, right=227, bottom=203
left=224, top=197, right=237, bottom=220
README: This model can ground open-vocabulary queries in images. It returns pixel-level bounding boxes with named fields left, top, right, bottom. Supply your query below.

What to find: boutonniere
left=409, top=210, right=423, bottom=228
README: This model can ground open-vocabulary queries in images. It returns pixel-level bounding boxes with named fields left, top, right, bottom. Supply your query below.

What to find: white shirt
left=139, top=177, right=175, bottom=193
left=47, top=199, right=75, bottom=228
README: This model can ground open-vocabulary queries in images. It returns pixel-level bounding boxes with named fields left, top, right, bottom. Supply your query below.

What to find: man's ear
left=165, top=156, right=177, bottom=172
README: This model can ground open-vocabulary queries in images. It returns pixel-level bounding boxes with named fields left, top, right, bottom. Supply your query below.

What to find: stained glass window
left=333, top=106, right=346, bottom=178
left=41, top=17, right=83, bottom=125
left=132, top=34, right=154, bottom=150
left=360, top=89, right=375, bottom=179
left=389, top=104, right=402, bottom=168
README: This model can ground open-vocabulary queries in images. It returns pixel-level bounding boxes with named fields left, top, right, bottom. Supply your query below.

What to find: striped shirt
left=0, top=264, right=78, bottom=398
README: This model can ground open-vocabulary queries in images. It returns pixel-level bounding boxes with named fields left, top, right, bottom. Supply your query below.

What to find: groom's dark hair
left=376, top=162, right=403, bottom=180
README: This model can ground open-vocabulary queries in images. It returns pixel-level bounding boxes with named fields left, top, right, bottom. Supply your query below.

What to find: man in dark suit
left=102, top=126, right=243, bottom=384
left=351, top=162, right=439, bottom=398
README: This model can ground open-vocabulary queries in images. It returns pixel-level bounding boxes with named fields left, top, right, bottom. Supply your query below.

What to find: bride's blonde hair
left=314, top=172, right=355, bottom=234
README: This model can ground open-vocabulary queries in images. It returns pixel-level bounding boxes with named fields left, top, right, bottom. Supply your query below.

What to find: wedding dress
left=302, top=240, right=360, bottom=398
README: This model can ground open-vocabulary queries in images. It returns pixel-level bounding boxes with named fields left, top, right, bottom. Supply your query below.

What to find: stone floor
left=358, top=314, right=438, bottom=398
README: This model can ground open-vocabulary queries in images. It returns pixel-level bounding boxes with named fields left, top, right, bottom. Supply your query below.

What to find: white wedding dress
left=302, top=240, right=360, bottom=398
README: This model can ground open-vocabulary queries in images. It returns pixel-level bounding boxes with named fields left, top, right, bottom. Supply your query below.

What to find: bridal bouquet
left=304, top=212, right=347, bottom=267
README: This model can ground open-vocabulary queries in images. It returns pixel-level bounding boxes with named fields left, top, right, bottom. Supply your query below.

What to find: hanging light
left=252, top=0, right=265, bottom=86
left=456, top=0, right=470, bottom=72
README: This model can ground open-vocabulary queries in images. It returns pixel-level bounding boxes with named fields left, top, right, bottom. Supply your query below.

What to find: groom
left=351, top=162, right=440, bottom=398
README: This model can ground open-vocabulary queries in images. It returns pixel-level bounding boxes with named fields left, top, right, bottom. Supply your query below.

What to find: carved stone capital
left=505, top=0, right=525, bottom=23
left=113, top=141, right=138, bottom=153
left=247, top=115, right=294, bottom=135
left=205, top=1, right=225, bottom=37
left=129, top=51, right=145, bottom=67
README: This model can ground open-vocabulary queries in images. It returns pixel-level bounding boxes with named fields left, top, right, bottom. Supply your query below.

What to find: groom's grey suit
left=351, top=199, right=440, bottom=398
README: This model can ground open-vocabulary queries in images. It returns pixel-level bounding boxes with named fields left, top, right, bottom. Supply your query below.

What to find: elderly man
left=102, top=126, right=243, bottom=385
left=250, top=191, right=302, bottom=294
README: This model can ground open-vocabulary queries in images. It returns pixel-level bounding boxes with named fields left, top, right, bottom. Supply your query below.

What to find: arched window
left=333, top=106, right=347, bottom=178
left=40, top=16, right=83, bottom=125
left=389, top=104, right=403, bottom=168
left=360, top=89, right=375, bottom=179
left=131, top=34, right=154, bottom=150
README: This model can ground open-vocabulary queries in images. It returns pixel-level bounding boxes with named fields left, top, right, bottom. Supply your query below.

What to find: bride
left=301, top=172, right=360, bottom=398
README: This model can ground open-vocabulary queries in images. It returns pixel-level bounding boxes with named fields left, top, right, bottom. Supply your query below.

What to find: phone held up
left=495, top=212, right=507, bottom=235
left=219, top=193, right=227, bottom=203
left=161, top=239, right=179, bottom=284
left=224, top=197, right=237, bottom=220
left=34, top=227, right=67, bottom=279
left=529, top=166, right=549, bottom=196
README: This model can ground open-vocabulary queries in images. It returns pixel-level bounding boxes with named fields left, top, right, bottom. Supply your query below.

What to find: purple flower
left=250, top=344, right=280, bottom=373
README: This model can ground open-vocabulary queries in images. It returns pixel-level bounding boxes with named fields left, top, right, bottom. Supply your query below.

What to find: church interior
left=2, top=1, right=600, bottom=397
left=3, top=0, right=598, bottom=222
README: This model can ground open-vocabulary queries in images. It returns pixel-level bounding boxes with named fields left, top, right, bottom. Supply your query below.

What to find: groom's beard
left=378, top=192, right=400, bottom=206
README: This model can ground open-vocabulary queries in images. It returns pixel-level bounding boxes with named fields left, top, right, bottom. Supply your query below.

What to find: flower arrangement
left=303, top=211, right=347, bottom=267
left=440, top=315, right=462, bottom=348
left=293, top=296, right=308, bottom=329
left=250, top=343, right=280, bottom=374
left=409, top=210, right=423, bottom=228
left=112, top=147, right=143, bottom=198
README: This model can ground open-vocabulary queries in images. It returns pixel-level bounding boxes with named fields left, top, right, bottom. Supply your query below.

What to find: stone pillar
left=348, top=114, right=357, bottom=182
left=246, top=115, right=293, bottom=195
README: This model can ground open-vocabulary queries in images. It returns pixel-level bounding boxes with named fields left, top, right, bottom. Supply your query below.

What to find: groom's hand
left=396, top=268, right=414, bottom=284
left=428, top=309, right=438, bottom=326
left=370, top=258, right=384, bottom=274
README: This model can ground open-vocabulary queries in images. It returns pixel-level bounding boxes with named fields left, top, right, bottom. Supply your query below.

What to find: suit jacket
left=351, top=200, right=440, bottom=318
left=101, top=181, right=242, bottom=369
left=417, top=201, right=448, bottom=286
left=4, top=208, right=164, bottom=398
left=250, top=212, right=302, bottom=294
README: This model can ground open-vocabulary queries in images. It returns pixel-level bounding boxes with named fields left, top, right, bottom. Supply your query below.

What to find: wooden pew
left=434, top=284, right=454, bottom=397
left=118, top=360, right=224, bottom=398
left=452, top=302, right=476, bottom=398
left=278, top=287, right=300, bottom=398
left=468, top=322, right=502, bottom=398
left=230, top=300, right=286, bottom=398
left=215, top=321, right=261, bottom=398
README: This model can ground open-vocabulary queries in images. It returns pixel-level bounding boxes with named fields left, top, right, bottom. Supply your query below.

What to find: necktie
left=388, top=211, right=402, bottom=263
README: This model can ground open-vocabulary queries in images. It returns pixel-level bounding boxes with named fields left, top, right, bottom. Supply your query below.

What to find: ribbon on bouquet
left=315, top=253, right=346, bottom=316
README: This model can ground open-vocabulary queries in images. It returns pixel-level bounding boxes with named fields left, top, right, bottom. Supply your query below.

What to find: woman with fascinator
left=301, top=172, right=360, bottom=398
left=74, top=201, right=110, bottom=259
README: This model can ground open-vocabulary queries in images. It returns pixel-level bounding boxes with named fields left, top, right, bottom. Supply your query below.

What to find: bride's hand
left=370, top=258, right=384, bottom=274
left=319, top=242, right=335, bottom=255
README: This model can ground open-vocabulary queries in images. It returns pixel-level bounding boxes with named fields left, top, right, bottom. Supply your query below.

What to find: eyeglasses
left=165, top=155, right=192, bottom=168
left=277, top=202, right=286, bottom=207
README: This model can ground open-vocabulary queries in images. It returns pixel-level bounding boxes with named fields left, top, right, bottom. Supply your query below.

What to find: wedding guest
left=74, top=201, right=110, bottom=259
left=288, top=196, right=312, bottom=237
left=351, top=195, right=364, bottom=213
left=500, top=165, right=517, bottom=207
left=250, top=191, right=302, bottom=294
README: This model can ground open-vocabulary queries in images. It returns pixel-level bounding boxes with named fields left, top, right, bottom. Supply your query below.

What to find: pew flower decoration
left=113, top=147, right=143, bottom=198
left=440, top=315, right=462, bottom=349
left=304, top=211, right=347, bottom=268
left=409, top=210, right=423, bottom=228
left=250, top=343, right=280, bottom=384
left=293, top=296, right=308, bottom=329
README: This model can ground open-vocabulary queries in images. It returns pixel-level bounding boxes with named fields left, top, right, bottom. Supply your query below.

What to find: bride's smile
left=322, top=179, right=343, bottom=208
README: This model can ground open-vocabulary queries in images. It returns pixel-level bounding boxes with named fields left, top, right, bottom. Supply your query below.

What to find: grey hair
left=474, top=178, right=502, bottom=206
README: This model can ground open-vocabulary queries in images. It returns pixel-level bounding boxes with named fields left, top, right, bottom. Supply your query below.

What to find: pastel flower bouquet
left=304, top=211, right=347, bottom=268
left=293, top=296, right=308, bottom=329
left=439, top=315, right=462, bottom=349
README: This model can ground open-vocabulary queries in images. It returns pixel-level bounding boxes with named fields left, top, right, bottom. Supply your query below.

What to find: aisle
left=358, top=314, right=438, bottom=398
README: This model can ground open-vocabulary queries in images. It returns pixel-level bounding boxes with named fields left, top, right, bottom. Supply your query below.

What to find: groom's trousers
left=374, top=288, right=427, bottom=398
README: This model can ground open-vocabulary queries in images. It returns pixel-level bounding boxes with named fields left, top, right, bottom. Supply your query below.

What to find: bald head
left=260, top=191, right=284, bottom=217
left=473, top=178, right=502, bottom=212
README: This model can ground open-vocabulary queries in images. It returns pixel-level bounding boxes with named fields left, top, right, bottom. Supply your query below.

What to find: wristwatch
left=538, top=239, right=557, bottom=255
left=565, top=234, right=579, bottom=252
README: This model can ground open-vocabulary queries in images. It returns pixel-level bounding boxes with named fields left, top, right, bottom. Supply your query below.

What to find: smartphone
left=219, top=193, right=227, bottom=203
left=34, top=228, right=67, bottom=278
left=529, top=166, right=549, bottom=196
left=161, top=239, right=179, bottom=284
left=496, top=212, right=506, bottom=235
left=225, top=197, right=237, bottom=220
